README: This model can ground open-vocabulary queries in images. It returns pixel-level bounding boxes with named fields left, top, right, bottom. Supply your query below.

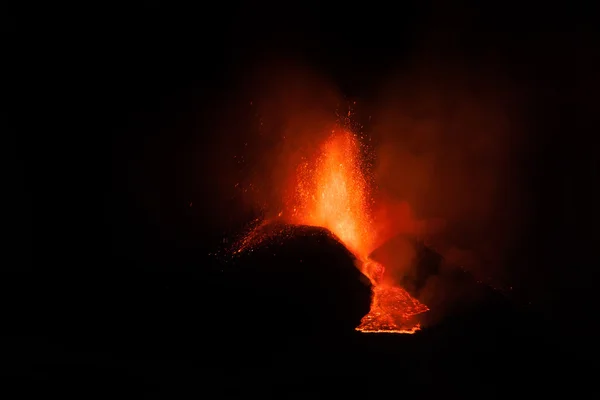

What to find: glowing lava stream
left=237, top=129, right=429, bottom=333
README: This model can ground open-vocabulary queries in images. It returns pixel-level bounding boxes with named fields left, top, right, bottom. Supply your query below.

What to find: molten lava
left=234, top=129, right=429, bottom=333
left=287, top=131, right=374, bottom=257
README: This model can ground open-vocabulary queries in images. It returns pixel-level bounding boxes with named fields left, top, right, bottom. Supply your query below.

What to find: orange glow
left=286, top=131, right=375, bottom=257
left=233, top=128, right=429, bottom=333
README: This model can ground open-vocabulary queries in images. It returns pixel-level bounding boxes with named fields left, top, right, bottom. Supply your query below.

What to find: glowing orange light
left=234, top=128, right=429, bottom=333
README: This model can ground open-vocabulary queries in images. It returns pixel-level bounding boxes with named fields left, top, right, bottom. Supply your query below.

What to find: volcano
left=231, top=129, right=431, bottom=333
left=227, top=128, right=438, bottom=333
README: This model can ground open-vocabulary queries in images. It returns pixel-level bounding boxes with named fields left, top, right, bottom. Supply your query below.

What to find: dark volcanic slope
left=225, top=224, right=372, bottom=337
left=10, top=226, right=584, bottom=396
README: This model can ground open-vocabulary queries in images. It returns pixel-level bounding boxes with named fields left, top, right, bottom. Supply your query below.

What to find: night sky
left=12, top=1, right=600, bottom=395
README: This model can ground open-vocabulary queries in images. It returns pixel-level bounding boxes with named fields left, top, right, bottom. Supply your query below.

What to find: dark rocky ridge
left=226, top=224, right=372, bottom=336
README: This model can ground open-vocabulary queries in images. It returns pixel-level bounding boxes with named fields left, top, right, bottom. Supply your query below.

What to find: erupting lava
left=235, top=129, right=429, bottom=333
left=287, top=130, right=374, bottom=257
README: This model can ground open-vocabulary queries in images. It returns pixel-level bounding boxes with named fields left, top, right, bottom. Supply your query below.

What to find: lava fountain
left=235, top=129, right=429, bottom=333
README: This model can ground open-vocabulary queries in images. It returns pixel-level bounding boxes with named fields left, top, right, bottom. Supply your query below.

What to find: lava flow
left=235, top=129, right=429, bottom=333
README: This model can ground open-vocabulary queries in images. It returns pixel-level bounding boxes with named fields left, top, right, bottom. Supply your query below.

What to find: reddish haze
left=221, top=58, right=526, bottom=328
left=369, top=60, right=527, bottom=295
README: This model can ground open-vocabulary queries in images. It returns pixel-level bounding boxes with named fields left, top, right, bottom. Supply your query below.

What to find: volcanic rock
left=224, top=223, right=372, bottom=336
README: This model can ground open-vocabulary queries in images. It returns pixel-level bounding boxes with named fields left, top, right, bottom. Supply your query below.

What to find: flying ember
left=234, top=128, right=429, bottom=333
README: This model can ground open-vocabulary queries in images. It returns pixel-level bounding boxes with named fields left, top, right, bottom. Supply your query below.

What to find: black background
left=9, top=0, right=600, bottom=396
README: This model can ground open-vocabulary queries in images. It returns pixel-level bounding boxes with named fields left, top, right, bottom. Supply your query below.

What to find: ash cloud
left=368, top=56, right=530, bottom=306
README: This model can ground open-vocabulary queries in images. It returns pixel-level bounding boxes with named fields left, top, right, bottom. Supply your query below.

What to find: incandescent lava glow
left=287, top=130, right=374, bottom=258
left=234, top=128, right=429, bottom=334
